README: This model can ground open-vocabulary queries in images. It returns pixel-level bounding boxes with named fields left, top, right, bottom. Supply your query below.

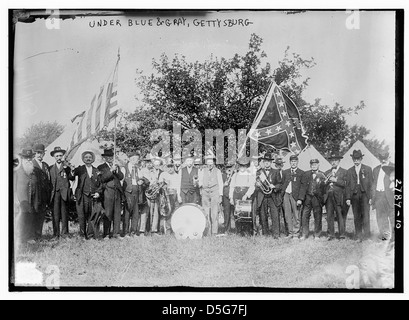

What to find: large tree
left=18, top=121, right=64, bottom=150
left=101, top=33, right=388, bottom=159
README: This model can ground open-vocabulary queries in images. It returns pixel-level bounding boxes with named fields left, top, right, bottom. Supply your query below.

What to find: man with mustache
left=98, top=148, right=124, bottom=240
left=49, top=147, right=75, bottom=239
left=346, top=150, right=374, bottom=242
left=32, top=143, right=52, bottom=241
left=72, top=151, right=103, bottom=239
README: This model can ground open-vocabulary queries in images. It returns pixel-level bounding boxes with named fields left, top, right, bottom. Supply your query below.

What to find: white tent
left=340, top=140, right=381, bottom=170
left=43, top=122, right=77, bottom=165
left=281, top=145, right=331, bottom=172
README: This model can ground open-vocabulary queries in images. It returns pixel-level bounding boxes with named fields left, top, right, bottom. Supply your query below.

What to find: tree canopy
left=97, top=33, right=388, bottom=160
left=18, top=121, right=64, bottom=150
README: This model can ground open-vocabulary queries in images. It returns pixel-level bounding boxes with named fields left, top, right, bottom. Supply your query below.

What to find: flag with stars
left=249, top=82, right=308, bottom=153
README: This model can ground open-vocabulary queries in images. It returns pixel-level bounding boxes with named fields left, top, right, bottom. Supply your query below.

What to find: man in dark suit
left=371, top=151, right=394, bottom=241
left=98, top=148, right=124, bottom=239
left=179, top=154, right=200, bottom=204
left=273, top=157, right=288, bottom=237
left=72, top=151, right=103, bottom=239
left=49, top=147, right=75, bottom=238
left=299, top=159, right=326, bottom=240
left=122, top=151, right=150, bottom=237
left=324, top=153, right=348, bottom=240
left=32, top=143, right=52, bottom=240
left=282, top=155, right=304, bottom=239
left=256, top=152, right=281, bottom=238
left=14, top=149, right=38, bottom=245
left=346, top=149, right=374, bottom=241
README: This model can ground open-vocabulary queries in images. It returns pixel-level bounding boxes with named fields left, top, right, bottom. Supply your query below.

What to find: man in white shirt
left=159, top=160, right=181, bottom=233
left=199, top=155, right=224, bottom=236
left=371, top=151, right=395, bottom=241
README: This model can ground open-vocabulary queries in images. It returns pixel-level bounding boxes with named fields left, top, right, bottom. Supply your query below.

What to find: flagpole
left=113, top=114, right=117, bottom=165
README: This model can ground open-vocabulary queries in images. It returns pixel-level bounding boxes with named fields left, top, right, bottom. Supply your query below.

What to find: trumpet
left=256, top=176, right=274, bottom=195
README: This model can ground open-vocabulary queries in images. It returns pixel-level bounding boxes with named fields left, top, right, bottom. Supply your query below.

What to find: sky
left=13, top=10, right=396, bottom=153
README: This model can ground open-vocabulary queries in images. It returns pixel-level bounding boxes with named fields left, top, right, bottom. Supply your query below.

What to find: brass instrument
left=324, top=170, right=336, bottom=184
left=256, top=175, right=274, bottom=195
left=145, top=182, right=165, bottom=200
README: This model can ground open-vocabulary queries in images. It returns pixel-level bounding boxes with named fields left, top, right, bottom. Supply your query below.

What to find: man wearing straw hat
left=345, top=150, right=374, bottom=242
left=49, top=146, right=75, bottom=238
left=98, top=148, right=124, bottom=240
left=72, top=151, right=103, bottom=239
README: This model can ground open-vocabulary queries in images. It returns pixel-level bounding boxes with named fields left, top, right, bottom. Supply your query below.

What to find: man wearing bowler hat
left=324, top=152, right=348, bottom=240
left=49, top=146, right=75, bottom=238
left=346, top=150, right=374, bottom=242
left=72, top=151, right=103, bottom=239
left=98, top=148, right=124, bottom=239
left=32, top=143, right=52, bottom=240
left=371, top=150, right=395, bottom=241
left=282, top=154, right=304, bottom=239
left=14, top=149, right=38, bottom=245
left=299, top=159, right=326, bottom=240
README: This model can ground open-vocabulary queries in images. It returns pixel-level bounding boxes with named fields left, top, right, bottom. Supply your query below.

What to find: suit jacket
left=97, top=162, right=124, bottom=196
left=14, top=166, right=39, bottom=214
left=282, top=167, right=305, bottom=201
left=324, top=167, right=348, bottom=205
left=298, top=170, right=326, bottom=205
left=345, top=164, right=373, bottom=200
left=256, top=168, right=281, bottom=207
left=73, top=165, right=103, bottom=203
left=32, top=159, right=52, bottom=206
left=372, top=164, right=394, bottom=207
left=49, top=163, right=74, bottom=203
left=122, top=165, right=150, bottom=194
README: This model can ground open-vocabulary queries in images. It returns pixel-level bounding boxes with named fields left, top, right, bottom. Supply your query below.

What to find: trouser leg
left=362, top=193, right=371, bottom=239
left=312, top=196, right=322, bottom=237
left=112, top=193, right=122, bottom=237
left=260, top=199, right=269, bottom=236
left=351, top=194, right=363, bottom=239
left=326, top=195, right=335, bottom=238
left=223, top=195, right=232, bottom=233
left=302, top=197, right=313, bottom=238
left=269, top=200, right=280, bottom=238
left=210, top=193, right=219, bottom=235
left=60, top=197, right=69, bottom=236
left=52, top=193, right=61, bottom=237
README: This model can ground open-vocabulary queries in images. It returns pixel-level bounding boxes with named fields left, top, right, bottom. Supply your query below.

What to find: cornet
left=324, top=171, right=336, bottom=184
left=256, top=176, right=274, bottom=195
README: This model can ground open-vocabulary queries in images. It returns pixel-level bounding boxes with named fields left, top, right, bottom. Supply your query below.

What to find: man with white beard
left=14, top=149, right=39, bottom=245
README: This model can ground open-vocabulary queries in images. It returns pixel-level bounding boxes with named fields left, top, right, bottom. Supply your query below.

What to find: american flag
left=249, top=81, right=308, bottom=154
left=67, top=53, right=120, bottom=157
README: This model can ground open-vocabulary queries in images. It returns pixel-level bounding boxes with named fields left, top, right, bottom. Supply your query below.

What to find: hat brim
left=50, top=150, right=66, bottom=157
left=82, top=151, right=95, bottom=163
left=350, top=154, right=364, bottom=158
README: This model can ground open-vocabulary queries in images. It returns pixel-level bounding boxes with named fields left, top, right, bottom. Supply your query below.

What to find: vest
left=82, top=174, right=93, bottom=196
left=124, top=165, right=139, bottom=193
left=308, top=171, right=321, bottom=196
left=55, top=167, right=69, bottom=191
left=181, top=167, right=198, bottom=190
left=203, top=168, right=219, bottom=191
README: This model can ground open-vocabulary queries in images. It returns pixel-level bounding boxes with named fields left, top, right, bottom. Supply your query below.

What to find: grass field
left=13, top=210, right=394, bottom=289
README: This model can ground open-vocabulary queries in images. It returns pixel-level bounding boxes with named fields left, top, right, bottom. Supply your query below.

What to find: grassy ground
left=13, top=210, right=393, bottom=288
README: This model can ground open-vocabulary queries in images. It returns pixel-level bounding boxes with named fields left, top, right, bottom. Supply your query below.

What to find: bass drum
left=171, top=204, right=206, bottom=240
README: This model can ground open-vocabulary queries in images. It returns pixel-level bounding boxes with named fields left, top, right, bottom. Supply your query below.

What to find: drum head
left=171, top=204, right=206, bottom=239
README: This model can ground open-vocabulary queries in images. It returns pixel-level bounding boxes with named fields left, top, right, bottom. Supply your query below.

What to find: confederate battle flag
left=249, top=81, right=308, bottom=153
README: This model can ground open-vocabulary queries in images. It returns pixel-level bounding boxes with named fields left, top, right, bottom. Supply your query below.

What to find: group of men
left=14, top=142, right=395, bottom=245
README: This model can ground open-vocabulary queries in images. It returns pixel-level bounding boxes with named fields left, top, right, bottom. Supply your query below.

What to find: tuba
left=145, top=182, right=163, bottom=200
left=256, top=176, right=274, bottom=195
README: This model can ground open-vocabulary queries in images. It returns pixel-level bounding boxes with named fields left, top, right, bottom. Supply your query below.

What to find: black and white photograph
left=8, top=6, right=403, bottom=295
